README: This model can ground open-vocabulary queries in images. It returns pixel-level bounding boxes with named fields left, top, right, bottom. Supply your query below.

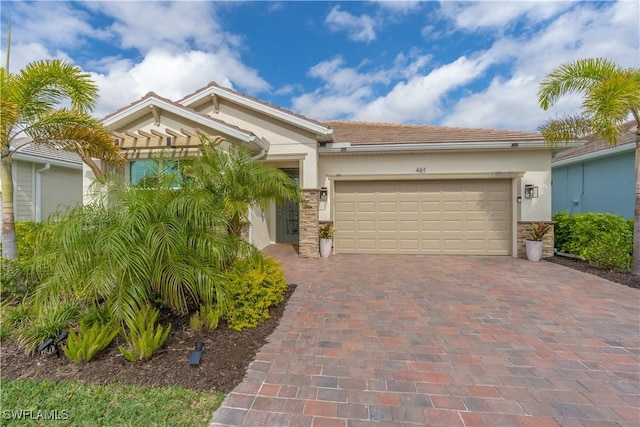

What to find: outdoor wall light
left=189, top=342, right=204, bottom=367
left=524, top=184, right=539, bottom=199
left=319, top=187, right=328, bottom=201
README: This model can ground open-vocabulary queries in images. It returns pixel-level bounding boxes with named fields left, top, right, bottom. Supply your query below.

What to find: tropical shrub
left=29, top=174, right=248, bottom=326
left=12, top=300, right=81, bottom=354
left=119, top=305, right=171, bottom=362
left=552, top=212, right=633, bottom=271
left=190, top=304, right=221, bottom=331
left=0, top=222, right=51, bottom=299
left=224, top=257, right=288, bottom=331
left=63, top=321, right=119, bottom=363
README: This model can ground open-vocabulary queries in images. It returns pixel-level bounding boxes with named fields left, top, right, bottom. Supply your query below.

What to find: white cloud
left=439, top=1, right=575, bottom=32
left=370, top=1, right=421, bottom=14
left=325, top=6, right=376, bottom=42
left=443, top=1, right=640, bottom=130
left=91, top=49, right=269, bottom=118
left=353, top=55, right=492, bottom=123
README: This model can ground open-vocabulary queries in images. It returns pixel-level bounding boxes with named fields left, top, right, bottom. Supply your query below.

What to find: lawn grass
left=0, top=378, right=225, bottom=426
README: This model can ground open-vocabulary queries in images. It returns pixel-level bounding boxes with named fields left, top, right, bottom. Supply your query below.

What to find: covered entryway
left=334, top=179, right=511, bottom=254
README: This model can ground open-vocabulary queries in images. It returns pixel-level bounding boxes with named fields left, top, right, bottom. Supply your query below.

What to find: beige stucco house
left=87, top=82, right=554, bottom=258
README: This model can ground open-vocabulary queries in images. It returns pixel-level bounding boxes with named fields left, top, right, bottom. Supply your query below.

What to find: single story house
left=1, top=138, right=83, bottom=223
left=88, top=82, right=554, bottom=258
left=552, top=121, right=636, bottom=219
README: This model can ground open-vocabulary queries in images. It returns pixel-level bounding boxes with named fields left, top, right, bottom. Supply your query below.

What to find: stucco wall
left=196, top=100, right=319, bottom=189
left=552, top=151, right=634, bottom=218
left=318, top=150, right=552, bottom=223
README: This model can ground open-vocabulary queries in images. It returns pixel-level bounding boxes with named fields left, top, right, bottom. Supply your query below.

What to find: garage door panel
left=335, top=179, right=511, bottom=255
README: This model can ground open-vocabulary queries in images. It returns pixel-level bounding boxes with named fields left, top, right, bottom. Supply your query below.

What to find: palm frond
left=537, top=114, right=595, bottom=146
left=538, top=58, right=622, bottom=110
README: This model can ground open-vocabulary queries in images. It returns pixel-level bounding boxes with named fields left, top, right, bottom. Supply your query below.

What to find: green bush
left=224, top=257, right=288, bottom=331
left=119, top=306, right=171, bottom=362
left=0, top=222, right=52, bottom=299
left=551, top=211, right=575, bottom=253
left=190, top=304, right=221, bottom=331
left=64, top=321, right=119, bottom=363
left=553, top=212, right=633, bottom=271
left=12, top=300, right=81, bottom=353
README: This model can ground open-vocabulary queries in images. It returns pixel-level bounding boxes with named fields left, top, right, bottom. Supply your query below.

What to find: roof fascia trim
left=319, top=140, right=549, bottom=153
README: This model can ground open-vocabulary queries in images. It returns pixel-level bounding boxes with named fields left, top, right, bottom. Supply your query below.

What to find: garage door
left=334, top=179, right=511, bottom=255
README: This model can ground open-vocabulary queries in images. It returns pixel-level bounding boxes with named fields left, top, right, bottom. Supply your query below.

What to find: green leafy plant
left=224, top=257, right=288, bottom=331
left=12, top=300, right=80, bottom=353
left=190, top=304, right=221, bottom=331
left=318, top=223, right=335, bottom=239
left=119, top=305, right=171, bottom=362
left=528, top=221, right=551, bottom=241
left=63, top=322, right=119, bottom=363
left=552, top=212, right=633, bottom=271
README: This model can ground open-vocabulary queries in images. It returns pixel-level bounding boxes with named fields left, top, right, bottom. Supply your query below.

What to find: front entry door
left=276, top=169, right=299, bottom=243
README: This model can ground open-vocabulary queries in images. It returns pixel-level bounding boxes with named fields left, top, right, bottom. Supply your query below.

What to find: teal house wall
left=552, top=145, right=634, bottom=219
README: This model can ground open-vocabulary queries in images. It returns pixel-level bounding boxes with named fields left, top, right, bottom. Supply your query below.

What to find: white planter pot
left=319, top=238, right=333, bottom=258
left=525, top=239, right=544, bottom=262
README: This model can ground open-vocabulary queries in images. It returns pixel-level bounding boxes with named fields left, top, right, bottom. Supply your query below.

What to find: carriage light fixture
left=524, top=184, right=538, bottom=199
left=319, top=187, right=328, bottom=201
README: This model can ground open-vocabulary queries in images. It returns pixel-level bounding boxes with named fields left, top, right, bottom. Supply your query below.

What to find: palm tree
left=31, top=173, right=248, bottom=326
left=538, top=58, right=640, bottom=275
left=1, top=59, right=124, bottom=259
left=193, top=135, right=305, bottom=238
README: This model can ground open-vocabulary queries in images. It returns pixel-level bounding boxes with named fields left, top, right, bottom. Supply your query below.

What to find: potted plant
left=526, top=221, right=551, bottom=262
left=318, top=223, right=335, bottom=258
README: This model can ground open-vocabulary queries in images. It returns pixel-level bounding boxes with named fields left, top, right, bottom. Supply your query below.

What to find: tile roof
left=323, top=120, right=544, bottom=145
left=552, top=121, right=637, bottom=162
left=11, top=137, right=82, bottom=165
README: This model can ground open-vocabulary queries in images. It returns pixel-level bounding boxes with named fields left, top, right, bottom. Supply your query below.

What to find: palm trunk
left=1, top=153, right=18, bottom=259
left=633, top=130, right=640, bottom=276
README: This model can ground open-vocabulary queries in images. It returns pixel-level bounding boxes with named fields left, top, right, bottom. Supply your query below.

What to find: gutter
left=318, top=140, right=550, bottom=154
left=35, top=163, right=50, bottom=221
left=12, top=153, right=82, bottom=170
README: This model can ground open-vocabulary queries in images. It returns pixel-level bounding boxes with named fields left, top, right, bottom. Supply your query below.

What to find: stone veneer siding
left=517, top=221, right=555, bottom=259
left=298, top=189, right=319, bottom=258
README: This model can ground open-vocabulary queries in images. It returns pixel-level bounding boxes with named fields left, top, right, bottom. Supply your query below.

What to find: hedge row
left=552, top=211, right=633, bottom=271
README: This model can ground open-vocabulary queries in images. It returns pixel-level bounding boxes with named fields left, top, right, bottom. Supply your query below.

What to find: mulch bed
left=2, top=256, right=638, bottom=394
left=0, top=285, right=296, bottom=393
left=545, top=255, right=640, bottom=290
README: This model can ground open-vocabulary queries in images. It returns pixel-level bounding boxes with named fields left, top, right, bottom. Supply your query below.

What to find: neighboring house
left=552, top=121, right=635, bottom=219
left=1, top=138, right=83, bottom=223
left=88, top=82, right=553, bottom=258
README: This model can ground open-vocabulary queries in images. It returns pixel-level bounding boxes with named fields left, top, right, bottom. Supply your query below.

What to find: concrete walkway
left=211, top=245, right=639, bottom=426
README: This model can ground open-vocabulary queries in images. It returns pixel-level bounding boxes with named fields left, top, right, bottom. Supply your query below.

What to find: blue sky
left=1, top=1, right=638, bottom=131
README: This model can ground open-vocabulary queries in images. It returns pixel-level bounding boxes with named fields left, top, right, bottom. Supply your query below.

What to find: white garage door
left=334, top=179, right=511, bottom=255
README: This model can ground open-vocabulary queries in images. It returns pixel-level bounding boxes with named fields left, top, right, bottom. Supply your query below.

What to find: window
left=129, top=159, right=193, bottom=187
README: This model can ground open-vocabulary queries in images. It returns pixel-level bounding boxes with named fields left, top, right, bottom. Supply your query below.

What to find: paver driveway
left=211, top=245, right=640, bottom=426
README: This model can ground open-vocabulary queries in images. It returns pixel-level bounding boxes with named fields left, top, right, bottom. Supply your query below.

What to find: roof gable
left=178, top=82, right=333, bottom=138
left=102, top=92, right=259, bottom=144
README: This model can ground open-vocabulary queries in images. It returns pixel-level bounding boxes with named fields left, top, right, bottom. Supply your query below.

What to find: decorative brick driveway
left=211, top=245, right=639, bottom=426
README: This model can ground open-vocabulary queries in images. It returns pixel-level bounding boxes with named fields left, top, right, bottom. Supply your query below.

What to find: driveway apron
left=211, top=245, right=639, bottom=426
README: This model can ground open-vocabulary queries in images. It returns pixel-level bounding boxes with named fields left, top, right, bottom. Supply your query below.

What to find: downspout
left=35, top=163, right=50, bottom=221
left=250, top=148, right=267, bottom=160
